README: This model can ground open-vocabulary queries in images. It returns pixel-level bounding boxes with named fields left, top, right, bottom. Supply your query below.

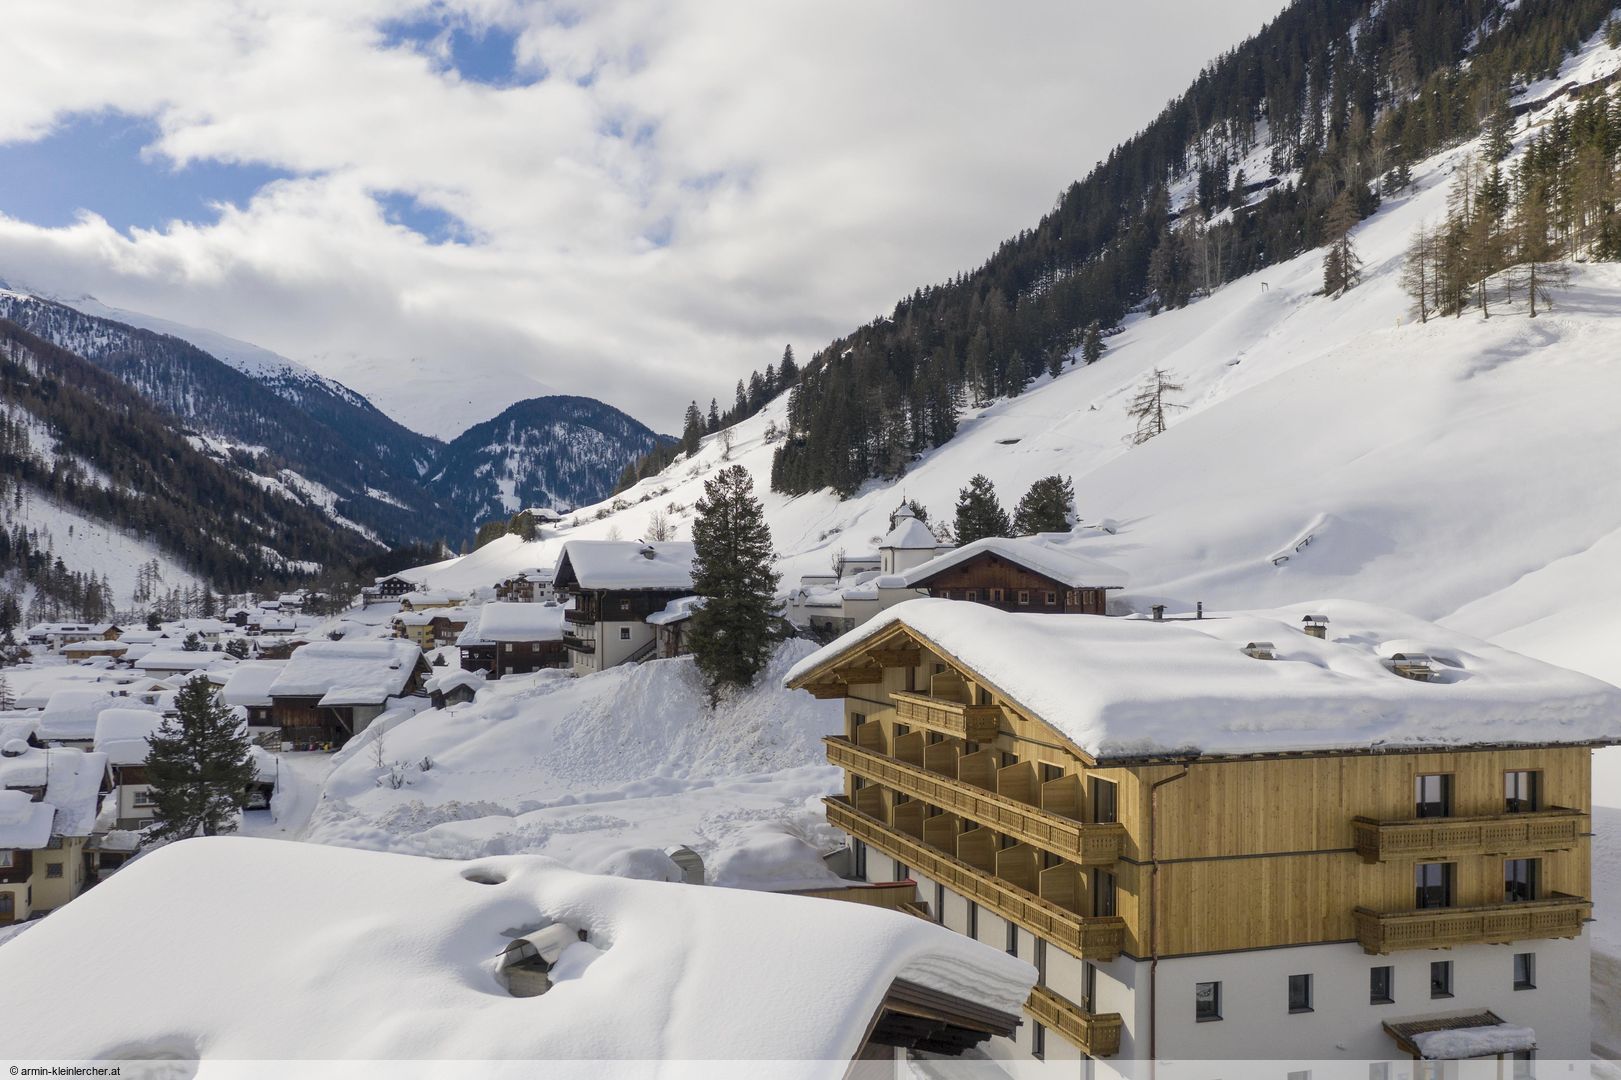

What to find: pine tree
left=686, top=465, right=781, bottom=695
left=1081, top=321, right=1106, bottom=365
left=954, top=475, right=1011, bottom=544
left=1012, top=475, right=1075, bottom=535
left=224, top=638, right=250, bottom=660
left=144, top=675, right=256, bottom=841
left=680, top=401, right=705, bottom=457
left=182, top=631, right=204, bottom=652
left=1127, top=369, right=1186, bottom=445
left=1483, top=98, right=1515, bottom=162
left=706, top=399, right=721, bottom=433
left=1322, top=192, right=1364, bottom=297
left=779, top=344, right=799, bottom=385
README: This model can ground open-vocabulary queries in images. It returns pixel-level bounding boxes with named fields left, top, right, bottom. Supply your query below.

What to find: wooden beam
left=866, top=646, right=921, bottom=669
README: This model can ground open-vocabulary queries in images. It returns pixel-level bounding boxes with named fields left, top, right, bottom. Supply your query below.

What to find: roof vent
left=497, top=922, right=585, bottom=997
left=1, top=739, right=28, bottom=757
left=1242, top=641, right=1277, bottom=660
left=1389, top=652, right=1439, bottom=681
left=639, top=544, right=657, bottom=560
left=1301, top=615, right=1329, bottom=639
left=1151, top=605, right=1165, bottom=622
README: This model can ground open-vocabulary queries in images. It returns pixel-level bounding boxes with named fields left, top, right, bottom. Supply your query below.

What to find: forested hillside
left=0, top=319, right=377, bottom=608
left=766, top=0, right=1620, bottom=496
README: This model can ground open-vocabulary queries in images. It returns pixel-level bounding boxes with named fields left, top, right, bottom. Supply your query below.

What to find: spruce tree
left=680, top=401, right=705, bottom=457
left=1012, top=476, right=1075, bottom=535
left=1484, top=98, right=1515, bottom=162
left=144, top=675, right=256, bottom=841
left=224, top=638, right=250, bottom=660
left=687, top=465, right=781, bottom=695
left=1081, top=320, right=1106, bottom=365
left=954, top=475, right=1011, bottom=544
left=779, top=344, right=799, bottom=384
left=706, top=399, right=721, bottom=433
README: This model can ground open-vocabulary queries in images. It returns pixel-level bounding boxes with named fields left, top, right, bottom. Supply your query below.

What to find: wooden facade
left=908, top=551, right=1111, bottom=615
left=790, top=619, right=1604, bottom=1059
left=460, top=639, right=567, bottom=678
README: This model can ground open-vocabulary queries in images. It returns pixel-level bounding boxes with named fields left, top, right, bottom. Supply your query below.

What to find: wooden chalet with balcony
left=553, top=540, right=696, bottom=674
left=456, top=602, right=568, bottom=678
left=786, top=597, right=1619, bottom=1066
left=894, top=535, right=1128, bottom=616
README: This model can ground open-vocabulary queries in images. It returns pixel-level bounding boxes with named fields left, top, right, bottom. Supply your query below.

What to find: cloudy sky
left=0, top=0, right=1288, bottom=438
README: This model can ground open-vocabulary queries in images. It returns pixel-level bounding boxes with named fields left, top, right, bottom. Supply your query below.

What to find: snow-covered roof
left=0, top=789, right=54, bottom=849
left=646, top=596, right=705, bottom=626
left=0, top=715, right=41, bottom=746
left=399, top=590, right=468, bottom=607
left=897, top=535, right=1130, bottom=590
left=219, top=661, right=289, bottom=708
left=457, top=602, right=567, bottom=645
left=61, top=639, right=126, bottom=653
left=116, top=629, right=167, bottom=644
left=880, top=517, right=939, bottom=550
left=268, top=639, right=421, bottom=701
left=424, top=668, right=485, bottom=696
left=787, top=598, right=1621, bottom=760
left=554, top=540, right=696, bottom=592
left=134, top=650, right=238, bottom=674
left=0, top=837, right=1035, bottom=1064
left=93, top=708, right=167, bottom=767
left=0, top=746, right=107, bottom=838
left=39, top=689, right=126, bottom=742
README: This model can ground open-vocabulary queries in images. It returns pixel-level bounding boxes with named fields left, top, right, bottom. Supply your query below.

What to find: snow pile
left=0, top=837, right=1034, bottom=1067
left=706, top=823, right=845, bottom=892
left=303, top=641, right=843, bottom=870
left=0, top=788, right=53, bottom=849
left=790, top=598, right=1621, bottom=759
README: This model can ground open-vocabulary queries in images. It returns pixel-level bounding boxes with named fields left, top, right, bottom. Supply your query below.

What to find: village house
left=92, top=709, right=167, bottom=830
left=457, top=602, right=568, bottom=678
left=267, top=639, right=428, bottom=749
left=24, top=622, right=120, bottom=650
left=494, top=568, right=559, bottom=604
left=38, top=689, right=130, bottom=749
left=896, top=534, right=1129, bottom=616
left=61, top=639, right=129, bottom=663
left=787, top=507, right=949, bottom=637
left=397, top=589, right=469, bottom=613
left=426, top=668, right=484, bottom=709
left=0, top=742, right=109, bottom=923
left=218, top=660, right=288, bottom=738
left=133, top=650, right=238, bottom=681
left=361, top=574, right=419, bottom=605
left=786, top=598, right=1619, bottom=1070
left=554, top=541, right=696, bottom=675
left=393, top=607, right=472, bottom=650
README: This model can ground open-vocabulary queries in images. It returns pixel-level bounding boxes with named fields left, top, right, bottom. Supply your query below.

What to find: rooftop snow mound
left=0, top=746, right=107, bottom=837
left=896, top=536, right=1129, bottom=589
left=268, top=640, right=421, bottom=700
left=219, top=661, right=288, bottom=708
left=93, top=708, right=167, bottom=767
left=554, top=540, right=695, bottom=591
left=787, top=598, right=1621, bottom=759
left=881, top=517, right=939, bottom=550
left=0, top=837, right=1035, bottom=1065
left=458, top=602, right=566, bottom=644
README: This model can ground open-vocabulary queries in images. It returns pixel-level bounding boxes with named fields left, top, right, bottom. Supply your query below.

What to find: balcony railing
left=1353, top=893, right=1591, bottom=954
left=825, top=796, right=1125, bottom=961
left=1351, top=808, right=1586, bottom=863
left=561, top=632, right=595, bottom=653
left=826, top=737, right=1123, bottom=865
left=787, top=880, right=920, bottom=912
left=1025, top=985, right=1123, bottom=1058
left=563, top=608, right=597, bottom=627
left=890, top=691, right=1002, bottom=743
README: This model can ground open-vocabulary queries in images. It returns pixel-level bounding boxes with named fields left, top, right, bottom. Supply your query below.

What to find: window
left=504, top=643, right=515, bottom=653
left=894, top=862, right=908, bottom=881
left=1091, top=777, right=1118, bottom=823
left=132, top=789, right=157, bottom=807
left=851, top=840, right=866, bottom=879
left=1369, top=965, right=1393, bottom=1005
left=967, top=901, right=978, bottom=940
left=619, top=627, right=632, bottom=640
left=618, top=599, right=632, bottom=613
left=0, top=851, right=13, bottom=869
left=1506, top=770, right=1541, bottom=813
left=1513, top=951, right=1536, bottom=990
left=1505, top=858, right=1539, bottom=903
left=1045, top=591, right=1057, bottom=606
left=1415, top=774, right=1452, bottom=818
left=1032, top=1021, right=1045, bottom=1060
left=1035, top=940, right=1048, bottom=987
left=1288, top=973, right=1313, bottom=1014
left=45, top=862, right=63, bottom=879
left=1006, top=921, right=1019, bottom=956
left=1430, top=960, right=1453, bottom=999
left=1039, top=763, right=1064, bottom=784
left=1195, top=981, right=1222, bottom=1022
left=1091, top=870, right=1117, bottom=917
left=989, top=588, right=1004, bottom=602
left=1415, top=862, right=1454, bottom=909
left=934, top=882, right=945, bottom=925
left=1017, top=590, right=1030, bottom=605
left=1081, top=961, right=1097, bottom=1012
left=965, top=590, right=979, bottom=601
left=0, top=892, right=12, bottom=918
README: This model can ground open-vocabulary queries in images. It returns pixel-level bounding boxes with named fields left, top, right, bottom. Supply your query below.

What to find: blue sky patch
left=0, top=111, right=294, bottom=233
left=381, top=14, right=542, bottom=88
left=376, top=191, right=469, bottom=244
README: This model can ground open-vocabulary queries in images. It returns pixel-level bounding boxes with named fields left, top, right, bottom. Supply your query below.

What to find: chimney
left=1152, top=605, right=1165, bottom=622
left=1301, top=615, right=1328, bottom=639
left=1196, top=601, right=1204, bottom=620
left=640, top=544, right=656, bottom=560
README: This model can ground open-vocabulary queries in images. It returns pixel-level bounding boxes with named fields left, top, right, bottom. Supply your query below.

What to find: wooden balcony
left=826, top=737, right=1124, bottom=865
left=1025, top=985, right=1123, bottom=1058
left=1353, top=893, right=1591, bottom=954
left=787, top=880, right=920, bottom=911
left=561, top=632, right=595, bottom=653
left=890, top=691, right=1002, bottom=743
left=1351, top=808, right=1586, bottom=863
left=826, top=796, right=1125, bottom=961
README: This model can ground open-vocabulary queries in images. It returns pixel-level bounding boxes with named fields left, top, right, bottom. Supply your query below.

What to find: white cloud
left=0, top=0, right=1289, bottom=437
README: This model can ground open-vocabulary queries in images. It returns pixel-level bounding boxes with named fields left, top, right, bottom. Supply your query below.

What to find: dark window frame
left=1430, top=960, right=1453, bottom=999
left=1513, top=951, right=1536, bottom=991
left=1195, top=981, right=1222, bottom=1023
left=1288, top=973, right=1314, bottom=1014
left=1415, top=773, right=1453, bottom=818
left=1369, top=965, right=1394, bottom=1005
